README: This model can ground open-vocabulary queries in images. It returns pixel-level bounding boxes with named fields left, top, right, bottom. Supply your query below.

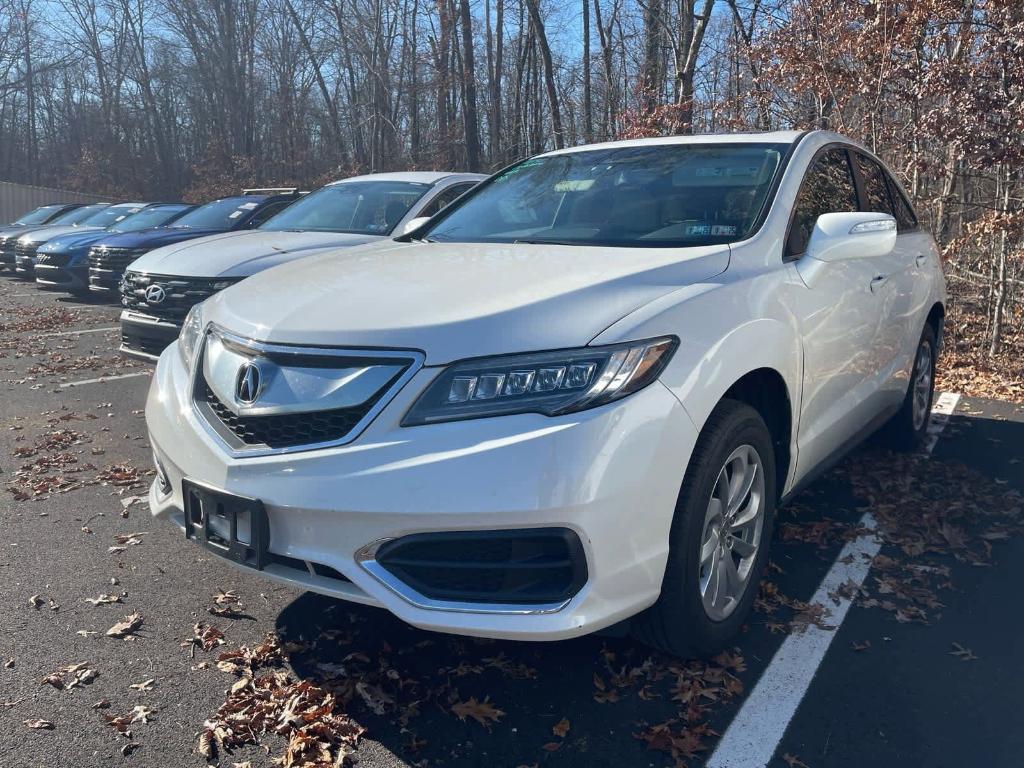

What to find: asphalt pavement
left=1, top=276, right=1021, bottom=768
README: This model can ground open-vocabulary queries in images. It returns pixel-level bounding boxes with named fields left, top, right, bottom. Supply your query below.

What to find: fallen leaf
left=851, top=640, right=871, bottom=652
left=950, top=642, right=978, bottom=661
left=552, top=717, right=570, bottom=738
left=783, top=754, right=810, bottom=768
left=85, top=594, right=122, bottom=607
left=451, top=696, right=505, bottom=728
left=130, top=705, right=156, bottom=724
left=28, top=595, right=43, bottom=609
left=130, top=678, right=156, bottom=691
left=24, top=719, right=54, bottom=730
left=106, top=612, right=143, bottom=638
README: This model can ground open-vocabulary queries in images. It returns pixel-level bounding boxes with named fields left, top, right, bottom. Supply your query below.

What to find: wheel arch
left=926, top=301, right=945, bottom=353
left=719, top=368, right=793, bottom=501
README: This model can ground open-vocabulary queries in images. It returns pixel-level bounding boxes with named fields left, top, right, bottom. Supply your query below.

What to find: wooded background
left=0, top=0, right=1021, bottom=384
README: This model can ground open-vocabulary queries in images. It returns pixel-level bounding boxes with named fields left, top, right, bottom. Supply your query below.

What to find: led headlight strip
left=403, top=336, right=678, bottom=426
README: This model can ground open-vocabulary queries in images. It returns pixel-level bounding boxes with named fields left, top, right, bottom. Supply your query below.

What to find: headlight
left=178, top=303, right=206, bottom=371
left=403, top=336, right=678, bottom=426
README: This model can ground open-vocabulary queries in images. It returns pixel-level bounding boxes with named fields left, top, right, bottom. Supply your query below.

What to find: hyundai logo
left=235, top=361, right=263, bottom=405
left=144, top=284, right=166, bottom=304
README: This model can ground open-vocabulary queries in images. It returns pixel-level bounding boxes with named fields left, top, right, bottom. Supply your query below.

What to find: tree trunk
left=524, top=0, right=563, bottom=148
left=458, top=0, right=482, bottom=170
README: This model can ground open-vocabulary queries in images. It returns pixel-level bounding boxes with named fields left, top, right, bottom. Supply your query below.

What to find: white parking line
left=37, top=325, right=118, bottom=338
left=60, top=371, right=151, bottom=388
left=706, top=392, right=961, bottom=768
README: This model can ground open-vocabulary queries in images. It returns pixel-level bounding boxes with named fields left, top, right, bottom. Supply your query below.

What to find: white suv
left=145, top=131, right=945, bottom=656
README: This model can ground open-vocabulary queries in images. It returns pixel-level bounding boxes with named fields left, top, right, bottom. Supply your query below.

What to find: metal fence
left=0, top=181, right=113, bottom=223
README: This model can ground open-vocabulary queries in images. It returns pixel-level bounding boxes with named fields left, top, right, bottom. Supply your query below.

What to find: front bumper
left=120, top=311, right=180, bottom=361
left=35, top=264, right=88, bottom=292
left=88, top=267, right=121, bottom=295
left=14, top=256, right=35, bottom=278
left=146, top=344, right=697, bottom=641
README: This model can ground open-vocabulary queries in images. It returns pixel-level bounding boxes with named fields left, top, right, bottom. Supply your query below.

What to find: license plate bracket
left=183, top=480, right=269, bottom=570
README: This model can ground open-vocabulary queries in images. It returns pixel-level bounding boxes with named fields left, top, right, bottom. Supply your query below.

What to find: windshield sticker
left=229, top=211, right=243, bottom=218
left=239, top=202, right=259, bottom=209
left=685, top=224, right=711, bottom=236
left=711, top=224, right=737, bottom=236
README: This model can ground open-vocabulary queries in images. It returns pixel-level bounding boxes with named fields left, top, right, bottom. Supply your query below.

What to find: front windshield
left=171, top=198, right=261, bottom=229
left=83, top=204, right=147, bottom=228
left=260, top=181, right=431, bottom=234
left=53, top=204, right=109, bottom=225
left=14, top=205, right=64, bottom=225
left=111, top=205, right=190, bottom=233
left=424, top=143, right=788, bottom=247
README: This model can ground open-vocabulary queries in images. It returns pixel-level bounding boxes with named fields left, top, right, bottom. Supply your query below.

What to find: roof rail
left=242, top=187, right=300, bottom=195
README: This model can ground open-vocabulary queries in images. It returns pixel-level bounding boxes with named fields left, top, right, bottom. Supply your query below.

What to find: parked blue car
left=86, top=191, right=299, bottom=296
left=0, top=203, right=111, bottom=271
left=35, top=203, right=194, bottom=294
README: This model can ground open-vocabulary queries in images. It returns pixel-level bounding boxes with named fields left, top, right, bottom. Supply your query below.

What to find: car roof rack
left=242, top=187, right=300, bottom=195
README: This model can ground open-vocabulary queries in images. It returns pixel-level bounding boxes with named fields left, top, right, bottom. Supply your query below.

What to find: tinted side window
left=883, top=173, right=918, bottom=231
left=787, top=149, right=859, bottom=257
left=854, top=153, right=894, bottom=216
left=419, top=183, right=475, bottom=218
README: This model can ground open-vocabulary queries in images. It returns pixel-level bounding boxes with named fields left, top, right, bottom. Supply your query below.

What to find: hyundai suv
left=35, top=203, right=193, bottom=294
left=145, top=132, right=945, bottom=656
left=0, top=203, right=110, bottom=271
left=13, top=203, right=150, bottom=278
left=86, top=190, right=301, bottom=297
left=118, top=172, right=484, bottom=360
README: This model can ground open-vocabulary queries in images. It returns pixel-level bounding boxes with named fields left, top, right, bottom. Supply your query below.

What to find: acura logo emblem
left=145, top=284, right=166, bottom=304
left=235, top=361, right=263, bottom=404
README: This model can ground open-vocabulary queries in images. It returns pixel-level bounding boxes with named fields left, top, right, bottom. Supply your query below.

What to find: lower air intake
left=373, top=528, right=587, bottom=605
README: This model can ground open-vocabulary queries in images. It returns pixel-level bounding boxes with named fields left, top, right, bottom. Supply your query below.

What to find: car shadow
left=270, top=462, right=869, bottom=766
left=269, top=407, right=1024, bottom=767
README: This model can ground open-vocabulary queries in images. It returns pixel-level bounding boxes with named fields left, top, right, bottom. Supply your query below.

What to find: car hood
left=20, top=224, right=101, bottom=245
left=92, top=226, right=227, bottom=254
left=39, top=229, right=111, bottom=253
left=207, top=241, right=731, bottom=364
left=128, top=230, right=385, bottom=277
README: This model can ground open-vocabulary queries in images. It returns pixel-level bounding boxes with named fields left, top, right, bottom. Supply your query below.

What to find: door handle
left=870, top=274, right=889, bottom=292
left=915, top=253, right=928, bottom=267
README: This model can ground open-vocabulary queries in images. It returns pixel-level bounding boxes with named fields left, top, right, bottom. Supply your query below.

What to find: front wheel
left=881, top=324, right=937, bottom=451
left=633, top=400, right=776, bottom=657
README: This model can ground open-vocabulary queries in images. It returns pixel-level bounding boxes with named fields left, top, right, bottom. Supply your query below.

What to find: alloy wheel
left=912, top=340, right=934, bottom=431
left=698, top=444, right=766, bottom=620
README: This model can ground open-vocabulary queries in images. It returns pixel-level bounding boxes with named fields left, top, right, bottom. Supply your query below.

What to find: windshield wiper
left=513, top=238, right=581, bottom=246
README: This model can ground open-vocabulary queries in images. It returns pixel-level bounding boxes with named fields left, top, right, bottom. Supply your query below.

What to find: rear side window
left=787, top=149, right=858, bottom=258
left=419, top=183, right=476, bottom=218
left=247, top=200, right=292, bottom=228
left=854, top=153, right=895, bottom=216
left=883, top=174, right=918, bottom=231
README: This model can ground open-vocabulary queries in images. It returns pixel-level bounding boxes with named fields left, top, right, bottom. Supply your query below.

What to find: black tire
left=881, top=323, right=937, bottom=451
left=632, top=399, right=776, bottom=658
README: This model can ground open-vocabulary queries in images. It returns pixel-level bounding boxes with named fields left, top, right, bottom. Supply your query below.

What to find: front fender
left=591, top=277, right=802, bottom=490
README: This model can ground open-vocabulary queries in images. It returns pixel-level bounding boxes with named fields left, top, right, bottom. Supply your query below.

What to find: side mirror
left=400, top=216, right=431, bottom=236
left=806, top=212, right=897, bottom=263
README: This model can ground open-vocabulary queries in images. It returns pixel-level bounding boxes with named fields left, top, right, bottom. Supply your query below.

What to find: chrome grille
left=15, top=241, right=39, bottom=262
left=88, top=246, right=144, bottom=273
left=35, top=251, right=71, bottom=267
left=121, top=271, right=240, bottom=322
left=0, top=237, right=15, bottom=266
left=191, top=329, right=424, bottom=456
left=199, top=381, right=374, bottom=449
